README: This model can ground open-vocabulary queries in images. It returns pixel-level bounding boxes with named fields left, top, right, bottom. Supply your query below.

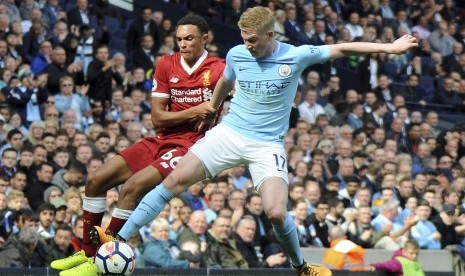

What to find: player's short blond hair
left=238, top=7, right=274, bottom=34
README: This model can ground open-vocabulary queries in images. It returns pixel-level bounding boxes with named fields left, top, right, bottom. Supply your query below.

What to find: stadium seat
left=108, top=37, right=126, bottom=51
left=104, top=17, right=120, bottom=35
left=383, top=62, right=398, bottom=79
left=419, top=75, right=434, bottom=89
left=64, top=3, right=75, bottom=11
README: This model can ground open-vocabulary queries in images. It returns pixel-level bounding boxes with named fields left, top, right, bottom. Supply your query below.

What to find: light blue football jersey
left=221, top=41, right=330, bottom=144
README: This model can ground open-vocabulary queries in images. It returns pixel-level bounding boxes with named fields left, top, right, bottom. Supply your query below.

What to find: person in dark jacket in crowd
left=234, top=215, right=287, bottom=268
left=86, top=44, right=123, bottom=104
left=0, top=226, right=40, bottom=267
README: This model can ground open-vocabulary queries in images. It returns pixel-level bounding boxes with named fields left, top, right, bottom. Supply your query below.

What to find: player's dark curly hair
left=176, top=14, right=209, bottom=34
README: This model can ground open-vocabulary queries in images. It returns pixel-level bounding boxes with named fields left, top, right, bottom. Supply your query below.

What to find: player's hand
left=266, top=253, right=287, bottom=267
left=195, top=102, right=217, bottom=120
left=391, top=35, right=419, bottom=54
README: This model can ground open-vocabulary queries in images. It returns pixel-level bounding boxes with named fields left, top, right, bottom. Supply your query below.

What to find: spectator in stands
left=126, top=8, right=160, bottom=54
left=410, top=200, right=441, bottom=249
left=0, top=148, right=18, bottom=179
left=55, top=77, right=88, bottom=124
left=44, top=47, right=84, bottom=95
left=32, top=144, right=47, bottom=167
left=348, top=205, right=399, bottom=250
left=205, top=215, right=248, bottom=268
left=70, top=215, right=83, bottom=252
left=298, top=89, right=324, bottom=125
left=429, top=21, right=456, bottom=57
left=74, top=24, right=109, bottom=76
left=143, top=217, right=196, bottom=268
left=93, top=132, right=110, bottom=159
left=0, top=226, right=40, bottom=267
left=67, top=0, right=97, bottom=30
left=435, top=75, right=463, bottom=110
left=51, top=161, right=86, bottom=191
left=234, top=215, right=287, bottom=268
left=10, top=170, right=27, bottom=192
left=345, top=12, right=363, bottom=41
left=307, top=200, right=330, bottom=247
left=17, top=146, right=33, bottom=172
left=22, top=19, right=53, bottom=64
left=203, top=190, right=225, bottom=224
left=397, top=74, right=427, bottom=106
left=41, top=0, right=62, bottom=30
left=36, top=202, right=55, bottom=239
left=38, top=223, right=74, bottom=266
left=283, top=7, right=310, bottom=46
left=364, top=100, right=388, bottom=129
left=244, top=193, right=273, bottom=250
left=132, top=35, right=155, bottom=72
left=177, top=210, right=208, bottom=253
left=25, top=162, right=54, bottom=210
left=86, top=45, right=123, bottom=104
left=371, top=199, right=417, bottom=247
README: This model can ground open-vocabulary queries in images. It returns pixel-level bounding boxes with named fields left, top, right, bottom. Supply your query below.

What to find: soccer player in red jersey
left=51, top=14, right=225, bottom=275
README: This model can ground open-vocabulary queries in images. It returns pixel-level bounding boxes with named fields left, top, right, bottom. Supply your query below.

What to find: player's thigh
left=164, top=151, right=208, bottom=195
left=118, top=165, right=163, bottom=204
left=189, top=124, right=245, bottom=179
left=86, top=155, right=133, bottom=196
left=246, top=142, right=288, bottom=191
left=119, top=145, right=188, bottom=198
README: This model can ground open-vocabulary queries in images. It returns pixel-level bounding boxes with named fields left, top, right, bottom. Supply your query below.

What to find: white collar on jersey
left=180, top=50, right=208, bottom=76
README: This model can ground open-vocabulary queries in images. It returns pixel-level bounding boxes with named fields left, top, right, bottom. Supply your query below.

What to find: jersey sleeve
left=222, top=49, right=236, bottom=82
left=151, top=57, right=170, bottom=98
left=295, top=45, right=330, bottom=68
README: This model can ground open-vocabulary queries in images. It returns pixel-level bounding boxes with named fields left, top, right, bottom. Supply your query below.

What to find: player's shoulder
left=202, top=56, right=226, bottom=71
left=158, top=52, right=181, bottom=65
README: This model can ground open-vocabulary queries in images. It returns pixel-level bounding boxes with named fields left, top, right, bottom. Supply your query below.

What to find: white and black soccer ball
left=95, top=241, right=135, bottom=275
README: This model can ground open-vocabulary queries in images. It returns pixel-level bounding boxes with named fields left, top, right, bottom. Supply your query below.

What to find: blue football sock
left=272, top=213, right=304, bottom=267
left=118, top=183, right=173, bottom=241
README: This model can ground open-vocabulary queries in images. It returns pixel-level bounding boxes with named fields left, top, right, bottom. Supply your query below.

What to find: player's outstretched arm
left=151, top=97, right=217, bottom=129
left=328, top=34, right=418, bottom=59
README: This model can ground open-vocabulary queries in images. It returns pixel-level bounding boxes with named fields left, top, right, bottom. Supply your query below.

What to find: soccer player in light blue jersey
left=109, top=7, right=418, bottom=276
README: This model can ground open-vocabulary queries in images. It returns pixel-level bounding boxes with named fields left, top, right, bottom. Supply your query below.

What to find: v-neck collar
left=180, top=50, right=208, bottom=76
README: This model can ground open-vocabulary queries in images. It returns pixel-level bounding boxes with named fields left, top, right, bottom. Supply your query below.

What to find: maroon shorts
left=118, top=137, right=193, bottom=178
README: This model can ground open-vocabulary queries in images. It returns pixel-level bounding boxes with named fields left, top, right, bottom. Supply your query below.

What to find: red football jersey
left=151, top=51, right=225, bottom=142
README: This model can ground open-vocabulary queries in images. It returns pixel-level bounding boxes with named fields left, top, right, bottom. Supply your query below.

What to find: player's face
left=176, top=25, right=207, bottom=66
left=241, top=30, right=273, bottom=59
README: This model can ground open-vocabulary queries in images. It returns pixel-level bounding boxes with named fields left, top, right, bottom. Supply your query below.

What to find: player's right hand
left=195, top=102, right=217, bottom=120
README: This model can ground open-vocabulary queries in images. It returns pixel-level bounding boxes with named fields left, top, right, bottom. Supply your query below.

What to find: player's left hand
left=392, top=35, right=419, bottom=54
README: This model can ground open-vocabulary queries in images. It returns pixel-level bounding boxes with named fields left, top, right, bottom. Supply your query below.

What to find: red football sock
left=82, top=210, right=104, bottom=257
left=105, top=217, right=127, bottom=235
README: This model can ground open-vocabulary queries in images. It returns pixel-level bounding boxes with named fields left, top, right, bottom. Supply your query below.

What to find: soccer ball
left=95, top=241, right=135, bottom=275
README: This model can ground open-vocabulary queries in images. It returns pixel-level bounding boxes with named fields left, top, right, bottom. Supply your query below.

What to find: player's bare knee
left=265, top=206, right=286, bottom=225
left=119, top=178, right=140, bottom=201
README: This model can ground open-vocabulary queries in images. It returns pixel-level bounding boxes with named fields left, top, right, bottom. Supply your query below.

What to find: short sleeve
left=222, top=50, right=236, bottom=82
left=152, top=57, right=170, bottom=98
left=295, top=45, right=331, bottom=68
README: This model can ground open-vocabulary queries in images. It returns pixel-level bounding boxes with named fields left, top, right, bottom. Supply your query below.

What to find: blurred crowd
left=0, top=0, right=464, bottom=272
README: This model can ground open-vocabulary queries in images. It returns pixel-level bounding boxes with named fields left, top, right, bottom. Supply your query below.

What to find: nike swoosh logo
left=239, top=67, right=248, bottom=71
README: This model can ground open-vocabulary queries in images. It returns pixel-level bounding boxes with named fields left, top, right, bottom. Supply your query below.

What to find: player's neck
left=262, top=40, right=277, bottom=59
